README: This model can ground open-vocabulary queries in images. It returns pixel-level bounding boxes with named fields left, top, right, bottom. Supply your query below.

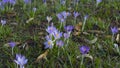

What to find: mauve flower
left=84, top=15, right=88, bottom=21
left=56, top=40, right=64, bottom=47
left=64, top=25, right=74, bottom=32
left=8, top=42, right=16, bottom=48
left=46, top=23, right=57, bottom=34
left=44, top=39, right=54, bottom=49
left=45, top=35, right=52, bottom=40
left=57, top=13, right=65, bottom=22
left=14, top=54, right=28, bottom=68
left=1, top=20, right=6, bottom=26
left=43, top=0, right=46, bottom=4
left=2, top=0, right=9, bottom=4
left=9, top=0, right=16, bottom=5
left=53, top=30, right=62, bottom=39
left=73, top=11, right=80, bottom=18
left=57, top=11, right=71, bottom=22
left=79, top=46, right=90, bottom=54
left=33, top=7, right=36, bottom=12
left=24, top=0, right=31, bottom=4
left=96, top=0, right=102, bottom=5
left=111, top=27, right=118, bottom=35
left=60, top=0, right=66, bottom=5
left=64, top=33, right=70, bottom=39
left=0, top=2, right=4, bottom=10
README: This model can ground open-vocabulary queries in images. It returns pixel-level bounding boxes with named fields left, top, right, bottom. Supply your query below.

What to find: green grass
left=0, top=0, right=120, bottom=68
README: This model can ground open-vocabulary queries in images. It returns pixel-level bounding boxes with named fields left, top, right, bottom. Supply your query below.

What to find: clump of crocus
left=111, top=26, right=118, bottom=43
left=8, top=41, right=16, bottom=55
left=14, top=54, right=28, bottom=68
left=1, top=20, right=6, bottom=26
left=57, top=11, right=71, bottom=28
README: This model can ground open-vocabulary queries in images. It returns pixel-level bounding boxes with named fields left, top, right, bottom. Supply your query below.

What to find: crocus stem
left=20, top=65, right=24, bottom=68
left=112, top=34, right=114, bottom=44
left=82, top=20, right=86, bottom=32
left=80, top=55, right=84, bottom=67
left=12, top=47, right=14, bottom=55
left=59, top=22, right=62, bottom=29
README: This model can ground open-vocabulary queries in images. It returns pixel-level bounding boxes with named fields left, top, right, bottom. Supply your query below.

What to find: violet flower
left=33, top=7, right=36, bottom=12
left=46, top=23, right=57, bottom=34
left=14, top=54, right=28, bottom=68
left=9, top=0, right=16, bottom=5
left=56, top=40, right=64, bottom=47
left=111, top=27, right=118, bottom=35
left=44, top=39, right=54, bottom=49
left=64, top=25, right=74, bottom=32
left=53, top=30, right=62, bottom=39
left=43, top=0, right=46, bottom=4
left=60, top=0, right=66, bottom=5
left=96, top=0, right=102, bottom=6
left=24, top=0, right=31, bottom=4
left=64, top=32, right=70, bottom=39
left=1, top=20, right=6, bottom=26
left=9, top=41, right=16, bottom=48
left=79, top=46, right=90, bottom=54
left=73, top=11, right=80, bottom=18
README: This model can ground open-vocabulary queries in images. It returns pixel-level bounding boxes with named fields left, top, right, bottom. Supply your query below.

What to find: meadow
left=0, top=0, right=120, bottom=68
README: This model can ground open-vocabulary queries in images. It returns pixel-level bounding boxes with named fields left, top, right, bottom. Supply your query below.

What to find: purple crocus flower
left=44, top=39, right=54, bottom=49
left=57, top=13, right=65, bottom=22
left=8, top=42, right=16, bottom=48
left=96, top=0, right=102, bottom=5
left=46, top=23, right=57, bottom=34
left=111, top=27, right=118, bottom=35
left=24, top=0, right=31, bottom=4
left=0, top=2, right=4, bottom=10
left=79, top=46, right=90, bottom=54
left=84, top=15, right=88, bottom=21
left=2, top=0, right=9, bottom=4
left=43, top=0, right=46, bottom=4
left=56, top=40, right=64, bottom=47
left=64, top=25, right=74, bottom=32
left=60, top=0, right=66, bottom=5
left=53, top=30, right=62, bottom=39
left=64, top=32, right=70, bottom=39
left=73, top=11, right=80, bottom=18
left=45, top=35, right=52, bottom=40
left=1, top=20, right=6, bottom=26
left=57, top=11, right=71, bottom=22
left=9, top=0, right=16, bottom=5
left=33, top=7, right=36, bottom=12
left=14, top=54, right=28, bottom=68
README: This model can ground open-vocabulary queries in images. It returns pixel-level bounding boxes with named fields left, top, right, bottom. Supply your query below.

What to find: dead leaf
left=73, top=22, right=82, bottom=36
left=89, top=37, right=98, bottom=44
left=83, top=54, right=93, bottom=60
left=35, top=49, right=49, bottom=63
left=26, top=18, right=34, bottom=23
left=87, top=30, right=104, bottom=34
left=116, top=34, right=119, bottom=43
